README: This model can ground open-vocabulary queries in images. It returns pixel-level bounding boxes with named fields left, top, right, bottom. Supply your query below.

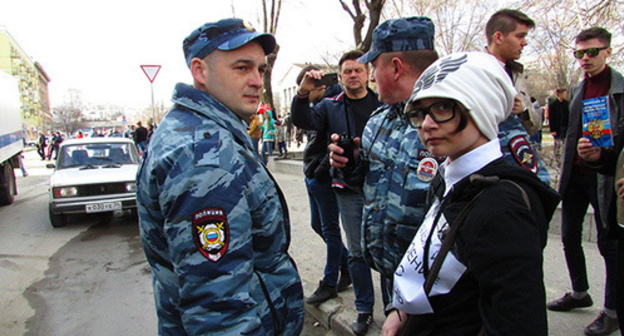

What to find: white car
left=47, top=137, right=140, bottom=227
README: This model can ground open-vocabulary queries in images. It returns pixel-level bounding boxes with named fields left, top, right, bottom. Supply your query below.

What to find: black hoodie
left=406, top=158, right=560, bottom=336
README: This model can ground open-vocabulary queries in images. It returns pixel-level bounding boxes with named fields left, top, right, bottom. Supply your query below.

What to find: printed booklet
left=582, top=96, right=612, bottom=147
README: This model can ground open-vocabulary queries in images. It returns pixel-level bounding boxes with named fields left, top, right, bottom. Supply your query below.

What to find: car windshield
left=58, top=143, right=139, bottom=169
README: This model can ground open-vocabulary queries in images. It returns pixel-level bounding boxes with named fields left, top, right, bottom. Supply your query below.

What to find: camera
left=337, top=134, right=355, bottom=169
left=314, top=73, right=338, bottom=87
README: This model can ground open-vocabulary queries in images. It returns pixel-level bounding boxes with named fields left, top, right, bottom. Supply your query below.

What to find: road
left=0, top=149, right=333, bottom=335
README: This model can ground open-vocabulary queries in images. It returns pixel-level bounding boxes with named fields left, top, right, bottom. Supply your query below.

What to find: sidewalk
left=269, top=150, right=613, bottom=336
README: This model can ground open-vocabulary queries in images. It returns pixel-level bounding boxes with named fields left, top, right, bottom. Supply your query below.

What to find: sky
left=1, top=0, right=355, bottom=109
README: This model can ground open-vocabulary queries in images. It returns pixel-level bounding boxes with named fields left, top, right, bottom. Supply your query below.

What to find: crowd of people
left=134, top=10, right=623, bottom=336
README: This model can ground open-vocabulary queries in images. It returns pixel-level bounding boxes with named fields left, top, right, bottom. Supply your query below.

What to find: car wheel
left=49, top=205, right=67, bottom=228
left=0, top=161, right=16, bottom=205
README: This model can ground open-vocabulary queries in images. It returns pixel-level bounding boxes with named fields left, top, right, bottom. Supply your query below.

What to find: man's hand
left=381, top=310, right=407, bottom=336
left=328, top=133, right=360, bottom=168
left=551, top=132, right=557, bottom=138
left=577, top=137, right=601, bottom=162
left=297, top=70, right=324, bottom=97
left=512, top=95, right=525, bottom=115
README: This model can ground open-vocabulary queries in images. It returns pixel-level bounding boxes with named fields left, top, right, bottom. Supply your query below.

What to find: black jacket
left=409, top=158, right=560, bottom=336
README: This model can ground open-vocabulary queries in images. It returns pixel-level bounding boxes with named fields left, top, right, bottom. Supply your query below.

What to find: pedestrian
left=275, top=115, right=288, bottom=158
left=259, top=104, right=275, bottom=164
left=36, top=131, right=47, bottom=160
left=529, top=97, right=544, bottom=150
left=549, top=27, right=622, bottom=336
left=19, top=140, right=28, bottom=177
left=133, top=121, right=148, bottom=155
left=485, top=9, right=551, bottom=184
left=248, top=112, right=261, bottom=156
left=328, top=16, right=439, bottom=327
left=548, top=88, right=569, bottom=163
left=135, top=18, right=303, bottom=335
left=76, top=131, right=84, bottom=139
left=296, top=65, right=351, bottom=307
left=292, top=49, right=381, bottom=335
left=382, top=52, right=560, bottom=336
left=47, top=132, right=62, bottom=160
left=123, top=125, right=135, bottom=139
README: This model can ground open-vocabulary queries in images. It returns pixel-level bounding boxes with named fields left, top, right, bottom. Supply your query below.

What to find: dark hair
left=296, top=65, right=320, bottom=85
left=451, top=103, right=469, bottom=135
left=486, top=9, right=535, bottom=44
left=575, top=27, right=611, bottom=45
left=555, top=88, right=568, bottom=95
left=382, top=50, right=439, bottom=74
left=339, top=50, right=366, bottom=70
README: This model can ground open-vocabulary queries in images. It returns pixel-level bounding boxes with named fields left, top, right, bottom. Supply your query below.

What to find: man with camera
left=291, top=49, right=380, bottom=335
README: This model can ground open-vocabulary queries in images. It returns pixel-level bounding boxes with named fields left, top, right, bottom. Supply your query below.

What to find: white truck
left=0, top=70, right=24, bottom=205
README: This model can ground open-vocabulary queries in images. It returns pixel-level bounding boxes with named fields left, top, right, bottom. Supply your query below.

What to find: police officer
left=136, top=18, right=304, bottom=335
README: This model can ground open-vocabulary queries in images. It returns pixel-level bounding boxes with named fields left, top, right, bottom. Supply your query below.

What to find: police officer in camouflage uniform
left=330, top=17, right=439, bottom=321
left=136, top=19, right=304, bottom=335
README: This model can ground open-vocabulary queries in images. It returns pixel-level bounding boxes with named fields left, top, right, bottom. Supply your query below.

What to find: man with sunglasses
left=549, top=27, right=623, bottom=336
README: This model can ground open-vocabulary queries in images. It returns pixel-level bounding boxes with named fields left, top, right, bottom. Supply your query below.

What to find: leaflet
left=582, top=96, right=612, bottom=147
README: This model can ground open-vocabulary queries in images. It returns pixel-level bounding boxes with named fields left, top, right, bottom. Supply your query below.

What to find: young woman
left=382, top=52, right=560, bottom=336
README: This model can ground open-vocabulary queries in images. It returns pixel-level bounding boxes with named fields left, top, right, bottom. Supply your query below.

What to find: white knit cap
left=405, top=52, right=516, bottom=140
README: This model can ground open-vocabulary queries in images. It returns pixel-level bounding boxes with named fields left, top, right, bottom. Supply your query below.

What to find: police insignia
left=509, top=135, right=538, bottom=174
left=193, top=208, right=229, bottom=262
left=417, top=158, right=438, bottom=182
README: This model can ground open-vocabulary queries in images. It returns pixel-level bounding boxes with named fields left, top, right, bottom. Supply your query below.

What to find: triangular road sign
left=140, top=65, right=161, bottom=83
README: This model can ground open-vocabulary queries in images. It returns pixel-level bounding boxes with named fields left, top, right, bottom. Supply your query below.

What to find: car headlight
left=125, top=182, right=137, bottom=193
left=53, top=187, right=79, bottom=198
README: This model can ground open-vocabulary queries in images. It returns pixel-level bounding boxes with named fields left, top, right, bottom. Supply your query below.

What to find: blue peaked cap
left=183, top=18, right=276, bottom=67
left=359, top=16, right=435, bottom=63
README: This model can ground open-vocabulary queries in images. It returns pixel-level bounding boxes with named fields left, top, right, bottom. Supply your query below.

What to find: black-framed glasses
left=405, top=100, right=458, bottom=128
left=573, top=46, right=609, bottom=59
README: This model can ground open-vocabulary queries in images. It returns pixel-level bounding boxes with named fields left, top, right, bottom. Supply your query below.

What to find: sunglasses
left=405, top=100, right=458, bottom=128
left=573, top=46, right=609, bottom=59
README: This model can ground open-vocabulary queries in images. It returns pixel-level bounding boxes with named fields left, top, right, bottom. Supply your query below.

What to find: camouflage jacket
left=345, top=103, right=432, bottom=278
left=136, top=83, right=304, bottom=336
left=498, top=114, right=551, bottom=185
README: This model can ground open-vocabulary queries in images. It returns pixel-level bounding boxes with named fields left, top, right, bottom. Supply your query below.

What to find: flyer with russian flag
left=582, top=96, right=613, bottom=147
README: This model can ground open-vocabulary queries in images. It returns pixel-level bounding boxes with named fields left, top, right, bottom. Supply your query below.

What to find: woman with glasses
left=381, top=52, right=560, bottom=336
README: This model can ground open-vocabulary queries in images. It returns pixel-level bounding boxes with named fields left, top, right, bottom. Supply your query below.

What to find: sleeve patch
left=509, top=135, right=538, bottom=174
left=192, top=208, right=229, bottom=262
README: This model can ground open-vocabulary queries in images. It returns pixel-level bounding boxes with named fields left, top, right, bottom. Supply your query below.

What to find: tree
left=52, top=104, right=85, bottom=135
left=260, top=0, right=283, bottom=110
left=512, top=0, right=624, bottom=94
left=338, top=0, right=386, bottom=52
left=383, top=0, right=490, bottom=55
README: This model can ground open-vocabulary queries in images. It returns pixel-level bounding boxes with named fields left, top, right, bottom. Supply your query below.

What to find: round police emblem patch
left=417, top=158, right=439, bottom=182
left=509, top=135, right=538, bottom=174
left=192, top=208, right=229, bottom=262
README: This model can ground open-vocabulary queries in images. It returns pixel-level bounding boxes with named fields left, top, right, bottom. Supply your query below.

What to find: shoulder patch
left=192, top=208, right=229, bottom=262
left=509, top=135, right=538, bottom=174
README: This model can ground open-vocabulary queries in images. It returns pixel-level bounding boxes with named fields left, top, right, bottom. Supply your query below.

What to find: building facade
left=0, top=26, right=51, bottom=140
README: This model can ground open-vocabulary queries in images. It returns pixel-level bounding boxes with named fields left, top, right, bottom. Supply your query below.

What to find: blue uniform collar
left=171, top=83, right=254, bottom=150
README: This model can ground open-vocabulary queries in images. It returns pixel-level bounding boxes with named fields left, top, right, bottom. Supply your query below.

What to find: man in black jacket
left=548, top=88, right=569, bottom=162
left=292, top=50, right=381, bottom=335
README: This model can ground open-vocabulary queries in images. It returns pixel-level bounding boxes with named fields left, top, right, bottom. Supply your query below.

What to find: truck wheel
left=0, top=161, right=16, bottom=205
left=49, top=205, right=67, bottom=228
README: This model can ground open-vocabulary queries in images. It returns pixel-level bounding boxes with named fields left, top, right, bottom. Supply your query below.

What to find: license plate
left=86, top=201, right=122, bottom=213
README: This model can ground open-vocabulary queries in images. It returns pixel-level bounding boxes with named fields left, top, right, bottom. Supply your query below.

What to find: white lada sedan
left=47, top=137, right=140, bottom=227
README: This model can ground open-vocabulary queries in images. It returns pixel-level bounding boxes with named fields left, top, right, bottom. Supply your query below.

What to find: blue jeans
left=334, top=187, right=374, bottom=313
left=261, top=140, right=273, bottom=165
left=561, top=170, right=618, bottom=309
left=251, top=137, right=260, bottom=157
left=306, top=177, right=349, bottom=287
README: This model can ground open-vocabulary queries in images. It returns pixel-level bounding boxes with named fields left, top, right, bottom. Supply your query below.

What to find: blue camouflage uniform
left=346, top=103, right=431, bottom=279
left=137, top=83, right=304, bottom=335
left=498, top=114, right=551, bottom=185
